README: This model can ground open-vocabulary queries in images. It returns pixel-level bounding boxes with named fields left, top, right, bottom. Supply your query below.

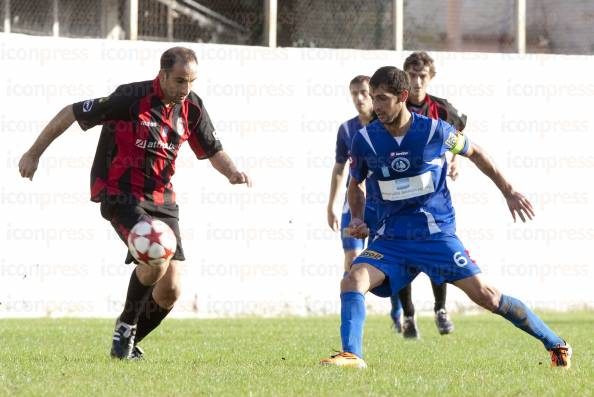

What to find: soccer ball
left=127, top=219, right=176, bottom=267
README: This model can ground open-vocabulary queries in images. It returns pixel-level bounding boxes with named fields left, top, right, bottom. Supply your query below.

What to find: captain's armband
left=445, top=130, right=469, bottom=155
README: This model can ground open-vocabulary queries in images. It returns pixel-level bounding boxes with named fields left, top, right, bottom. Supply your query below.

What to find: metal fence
left=1, top=0, right=593, bottom=55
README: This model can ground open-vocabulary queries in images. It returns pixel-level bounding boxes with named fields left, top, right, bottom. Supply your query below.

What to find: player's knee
left=340, top=273, right=354, bottom=291
left=476, top=287, right=501, bottom=312
left=155, top=284, right=181, bottom=308
left=136, top=264, right=168, bottom=285
left=340, top=266, right=366, bottom=292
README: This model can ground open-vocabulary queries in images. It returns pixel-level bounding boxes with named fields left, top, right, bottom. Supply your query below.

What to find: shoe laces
left=116, top=322, right=136, bottom=338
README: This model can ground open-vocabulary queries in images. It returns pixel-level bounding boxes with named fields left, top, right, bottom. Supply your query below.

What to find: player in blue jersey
left=327, top=75, right=403, bottom=331
left=393, top=52, right=466, bottom=338
left=320, top=66, right=571, bottom=369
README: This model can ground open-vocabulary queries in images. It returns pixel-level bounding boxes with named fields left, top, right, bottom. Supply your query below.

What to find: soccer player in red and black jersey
left=392, top=51, right=467, bottom=339
left=18, top=47, right=251, bottom=359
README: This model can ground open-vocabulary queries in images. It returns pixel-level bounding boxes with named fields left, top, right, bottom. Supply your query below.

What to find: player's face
left=349, top=82, right=373, bottom=115
left=406, top=65, right=432, bottom=103
left=370, top=85, right=408, bottom=125
left=159, top=61, right=198, bottom=104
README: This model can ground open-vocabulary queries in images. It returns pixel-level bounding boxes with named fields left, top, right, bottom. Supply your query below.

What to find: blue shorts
left=340, top=201, right=379, bottom=251
left=351, top=234, right=480, bottom=297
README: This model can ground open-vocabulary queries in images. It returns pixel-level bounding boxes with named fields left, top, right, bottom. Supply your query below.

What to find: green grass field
left=0, top=313, right=592, bottom=396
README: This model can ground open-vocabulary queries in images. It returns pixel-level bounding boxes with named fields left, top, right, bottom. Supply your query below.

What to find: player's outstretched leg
left=454, top=275, right=571, bottom=368
left=431, top=281, right=454, bottom=335
left=390, top=294, right=403, bottom=333
left=320, top=263, right=385, bottom=368
left=398, top=285, right=419, bottom=339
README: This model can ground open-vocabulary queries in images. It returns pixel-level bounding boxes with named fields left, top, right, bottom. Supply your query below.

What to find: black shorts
left=100, top=201, right=185, bottom=264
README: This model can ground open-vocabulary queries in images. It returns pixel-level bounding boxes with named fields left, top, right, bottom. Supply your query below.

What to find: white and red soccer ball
left=127, top=219, right=176, bottom=267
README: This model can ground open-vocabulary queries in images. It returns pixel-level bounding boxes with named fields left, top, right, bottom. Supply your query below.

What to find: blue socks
left=390, top=295, right=402, bottom=324
left=340, top=291, right=366, bottom=358
left=496, top=294, right=564, bottom=349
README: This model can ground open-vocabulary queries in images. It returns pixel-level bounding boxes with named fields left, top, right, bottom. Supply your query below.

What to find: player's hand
left=18, top=151, right=40, bottom=181
left=327, top=208, right=339, bottom=231
left=505, top=190, right=535, bottom=223
left=447, top=156, right=459, bottom=181
left=348, top=217, right=369, bottom=238
left=228, top=171, right=252, bottom=187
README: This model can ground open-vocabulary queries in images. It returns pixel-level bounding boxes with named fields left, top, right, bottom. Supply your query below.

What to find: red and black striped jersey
left=73, top=77, right=222, bottom=209
left=406, top=94, right=467, bottom=131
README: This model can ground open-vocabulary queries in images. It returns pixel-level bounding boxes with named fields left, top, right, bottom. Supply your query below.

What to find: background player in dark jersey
left=18, top=47, right=251, bottom=360
left=327, top=75, right=403, bottom=331
left=391, top=51, right=466, bottom=338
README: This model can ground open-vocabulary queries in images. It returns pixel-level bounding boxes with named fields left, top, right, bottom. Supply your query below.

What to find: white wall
left=1, top=34, right=593, bottom=317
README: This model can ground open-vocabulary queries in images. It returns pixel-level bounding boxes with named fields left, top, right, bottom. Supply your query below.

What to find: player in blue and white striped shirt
left=320, top=66, right=571, bottom=369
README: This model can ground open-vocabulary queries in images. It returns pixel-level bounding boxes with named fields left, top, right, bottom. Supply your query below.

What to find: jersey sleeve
left=72, top=85, right=132, bottom=131
left=436, top=119, right=470, bottom=156
left=335, top=124, right=349, bottom=164
left=187, top=104, right=223, bottom=160
left=443, top=99, right=467, bottom=131
left=349, top=133, right=368, bottom=183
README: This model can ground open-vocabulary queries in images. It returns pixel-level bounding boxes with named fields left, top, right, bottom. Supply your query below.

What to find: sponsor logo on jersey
left=359, top=250, right=384, bottom=260
left=395, top=178, right=410, bottom=190
left=82, top=100, right=94, bottom=112
left=140, top=120, right=158, bottom=127
left=135, top=139, right=147, bottom=149
left=135, top=139, right=180, bottom=151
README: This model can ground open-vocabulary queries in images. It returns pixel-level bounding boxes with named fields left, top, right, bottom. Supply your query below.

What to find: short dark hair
left=369, top=66, right=410, bottom=95
left=403, top=51, right=436, bottom=78
left=349, top=75, right=370, bottom=87
left=160, top=47, right=198, bottom=71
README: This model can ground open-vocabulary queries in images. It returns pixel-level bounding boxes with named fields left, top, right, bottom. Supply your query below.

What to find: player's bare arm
left=462, top=142, right=535, bottom=223
left=18, top=104, right=76, bottom=180
left=326, top=161, right=349, bottom=231
left=208, top=150, right=252, bottom=187
left=448, top=154, right=459, bottom=180
left=347, top=177, right=368, bottom=238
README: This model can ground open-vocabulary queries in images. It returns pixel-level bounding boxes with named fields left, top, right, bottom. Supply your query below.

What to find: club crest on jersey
left=176, top=118, right=185, bottom=136
left=390, top=157, right=410, bottom=172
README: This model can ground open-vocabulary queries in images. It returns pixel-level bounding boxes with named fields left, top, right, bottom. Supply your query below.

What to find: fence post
left=264, top=0, right=277, bottom=48
left=52, top=0, right=59, bottom=37
left=393, top=0, right=403, bottom=51
left=127, top=0, right=138, bottom=40
left=167, top=0, right=174, bottom=41
left=516, top=0, right=526, bottom=53
left=3, top=0, right=10, bottom=34
left=447, top=0, right=462, bottom=50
